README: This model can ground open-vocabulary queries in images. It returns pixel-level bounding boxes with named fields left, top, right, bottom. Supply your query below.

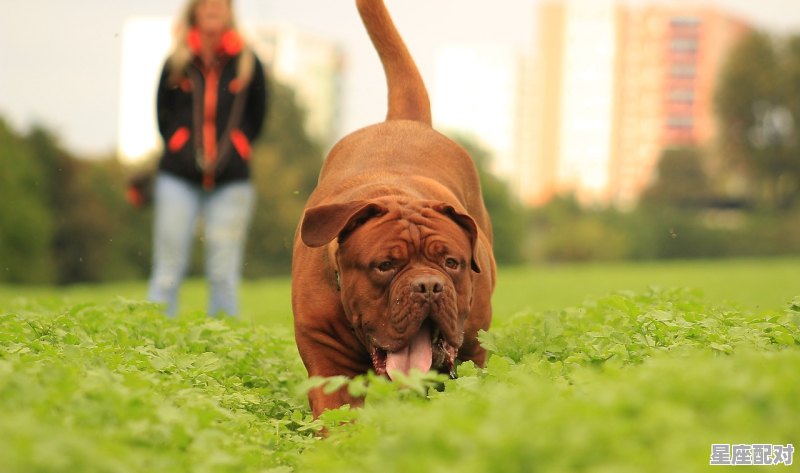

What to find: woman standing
left=148, top=0, right=267, bottom=316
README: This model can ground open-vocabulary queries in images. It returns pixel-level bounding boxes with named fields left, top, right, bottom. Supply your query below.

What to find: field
left=1, top=258, right=798, bottom=472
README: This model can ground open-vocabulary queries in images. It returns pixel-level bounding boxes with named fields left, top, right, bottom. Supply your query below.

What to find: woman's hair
left=166, top=0, right=255, bottom=87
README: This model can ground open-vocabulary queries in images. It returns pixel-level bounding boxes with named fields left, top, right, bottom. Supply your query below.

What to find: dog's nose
left=414, top=275, right=444, bottom=297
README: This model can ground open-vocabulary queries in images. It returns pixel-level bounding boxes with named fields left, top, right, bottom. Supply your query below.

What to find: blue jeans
left=147, top=173, right=255, bottom=317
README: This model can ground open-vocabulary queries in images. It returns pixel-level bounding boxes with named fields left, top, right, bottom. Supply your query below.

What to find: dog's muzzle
left=369, top=272, right=459, bottom=379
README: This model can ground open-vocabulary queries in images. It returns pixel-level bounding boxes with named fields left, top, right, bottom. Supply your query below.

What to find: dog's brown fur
left=291, top=0, right=495, bottom=418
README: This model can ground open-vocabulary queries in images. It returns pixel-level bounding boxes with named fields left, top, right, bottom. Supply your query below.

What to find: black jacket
left=156, top=49, right=267, bottom=189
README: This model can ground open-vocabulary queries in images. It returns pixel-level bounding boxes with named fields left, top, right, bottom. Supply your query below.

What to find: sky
left=1, top=0, right=799, bottom=158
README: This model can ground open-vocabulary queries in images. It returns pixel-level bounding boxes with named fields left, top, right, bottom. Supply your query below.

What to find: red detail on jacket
left=202, top=66, right=220, bottom=189
left=221, top=30, right=243, bottom=55
left=168, top=127, right=190, bottom=152
left=187, top=28, right=243, bottom=56
left=187, top=28, right=203, bottom=54
left=230, top=129, right=251, bottom=160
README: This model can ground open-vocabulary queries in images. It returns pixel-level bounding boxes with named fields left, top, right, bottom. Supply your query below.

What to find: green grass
left=3, top=256, right=797, bottom=322
left=1, top=257, right=798, bottom=472
left=494, top=257, right=800, bottom=315
left=0, top=278, right=293, bottom=328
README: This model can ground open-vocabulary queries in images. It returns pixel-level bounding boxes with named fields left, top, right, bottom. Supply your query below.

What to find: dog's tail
left=356, top=0, right=432, bottom=125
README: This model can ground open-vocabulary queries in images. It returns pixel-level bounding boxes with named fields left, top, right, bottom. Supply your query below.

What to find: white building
left=432, top=44, right=524, bottom=188
left=522, top=0, right=750, bottom=207
left=555, top=1, right=618, bottom=204
left=250, top=24, right=344, bottom=148
left=117, top=17, right=172, bottom=165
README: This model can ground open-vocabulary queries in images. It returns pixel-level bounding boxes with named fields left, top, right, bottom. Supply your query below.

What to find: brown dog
left=291, top=0, right=495, bottom=418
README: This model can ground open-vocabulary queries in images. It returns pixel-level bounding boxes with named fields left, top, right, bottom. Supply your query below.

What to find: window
left=670, top=16, right=701, bottom=28
left=670, top=63, right=696, bottom=78
left=671, top=38, right=698, bottom=52
left=669, top=88, right=695, bottom=103
left=667, top=115, right=694, bottom=129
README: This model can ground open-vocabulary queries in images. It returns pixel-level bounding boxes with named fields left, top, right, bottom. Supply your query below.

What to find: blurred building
left=250, top=24, right=344, bottom=148
left=117, top=17, right=172, bottom=165
left=432, top=44, right=525, bottom=183
left=522, top=1, right=750, bottom=207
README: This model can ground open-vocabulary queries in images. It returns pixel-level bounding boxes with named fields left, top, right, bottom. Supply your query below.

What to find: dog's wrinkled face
left=335, top=202, right=477, bottom=379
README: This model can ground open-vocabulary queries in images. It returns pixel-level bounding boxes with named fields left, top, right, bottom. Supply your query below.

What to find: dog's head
left=300, top=198, right=481, bottom=379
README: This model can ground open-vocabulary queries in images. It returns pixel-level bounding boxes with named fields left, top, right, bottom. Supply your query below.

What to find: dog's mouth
left=370, top=319, right=458, bottom=380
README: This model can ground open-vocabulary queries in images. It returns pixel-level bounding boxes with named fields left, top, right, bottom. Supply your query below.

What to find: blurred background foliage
left=2, top=29, right=800, bottom=285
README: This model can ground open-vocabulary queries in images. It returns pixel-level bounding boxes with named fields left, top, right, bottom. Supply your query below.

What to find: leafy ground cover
left=1, top=259, right=799, bottom=472
left=302, top=288, right=800, bottom=472
left=0, top=300, right=313, bottom=472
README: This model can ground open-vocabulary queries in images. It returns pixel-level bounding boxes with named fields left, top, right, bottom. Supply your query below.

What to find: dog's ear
left=432, top=203, right=482, bottom=273
left=301, top=201, right=388, bottom=248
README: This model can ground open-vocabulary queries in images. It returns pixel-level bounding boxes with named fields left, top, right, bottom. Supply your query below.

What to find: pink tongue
left=386, top=322, right=432, bottom=380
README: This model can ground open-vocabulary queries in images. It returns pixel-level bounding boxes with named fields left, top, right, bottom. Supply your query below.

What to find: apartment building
left=522, top=1, right=750, bottom=207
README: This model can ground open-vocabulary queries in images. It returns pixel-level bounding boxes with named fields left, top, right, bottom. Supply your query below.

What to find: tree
left=641, top=147, right=711, bottom=208
left=451, top=134, right=527, bottom=265
left=0, top=119, right=55, bottom=283
left=715, top=31, right=800, bottom=208
left=25, top=127, right=151, bottom=283
left=244, top=81, right=326, bottom=276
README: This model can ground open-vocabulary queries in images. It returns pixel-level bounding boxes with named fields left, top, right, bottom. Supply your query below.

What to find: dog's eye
left=444, top=257, right=460, bottom=270
left=376, top=261, right=395, bottom=272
